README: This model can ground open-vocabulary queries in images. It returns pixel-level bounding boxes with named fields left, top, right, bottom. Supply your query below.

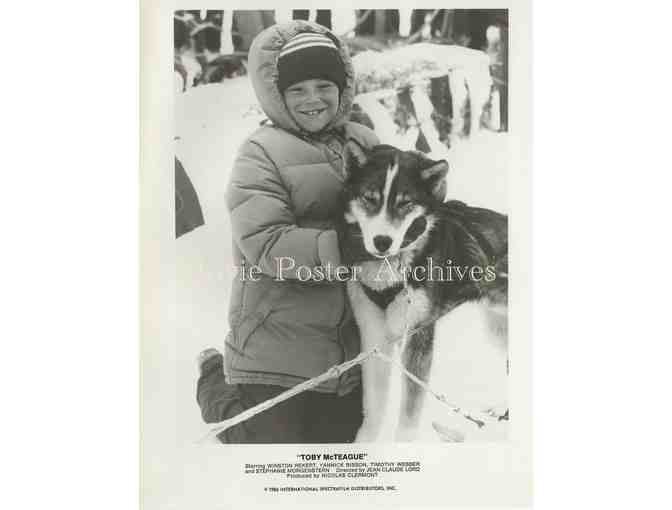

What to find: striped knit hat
left=277, top=31, right=347, bottom=94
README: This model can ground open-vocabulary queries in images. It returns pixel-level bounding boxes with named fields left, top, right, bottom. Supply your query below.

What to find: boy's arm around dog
left=227, top=138, right=342, bottom=280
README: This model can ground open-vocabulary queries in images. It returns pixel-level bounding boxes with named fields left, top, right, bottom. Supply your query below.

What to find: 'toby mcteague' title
left=297, top=453, right=367, bottom=461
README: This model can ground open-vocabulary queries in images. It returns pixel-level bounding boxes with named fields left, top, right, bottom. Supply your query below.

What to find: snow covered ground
left=174, top=78, right=264, bottom=442
left=174, top=78, right=509, bottom=443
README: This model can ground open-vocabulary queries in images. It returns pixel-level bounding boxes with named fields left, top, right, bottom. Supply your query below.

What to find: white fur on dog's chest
left=356, top=256, right=405, bottom=291
left=384, top=287, right=432, bottom=339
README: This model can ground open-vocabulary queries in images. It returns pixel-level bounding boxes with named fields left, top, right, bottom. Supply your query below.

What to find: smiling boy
left=196, top=20, right=378, bottom=443
left=283, top=78, right=340, bottom=132
left=277, top=31, right=344, bottom=132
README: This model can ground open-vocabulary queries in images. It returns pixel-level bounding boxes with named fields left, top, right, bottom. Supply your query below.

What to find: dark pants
left=197, top=354, right=363, bottom=443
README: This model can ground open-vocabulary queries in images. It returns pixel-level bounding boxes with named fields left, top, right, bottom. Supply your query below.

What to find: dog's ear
left=420, top=160, right=449, bottom=202
left=343, top=138, right=369, bottom=174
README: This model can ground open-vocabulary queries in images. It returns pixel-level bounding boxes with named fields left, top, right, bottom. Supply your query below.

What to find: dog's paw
left=431, top=422, right=466, bottom=443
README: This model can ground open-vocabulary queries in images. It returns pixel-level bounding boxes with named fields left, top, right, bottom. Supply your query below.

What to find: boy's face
left=283, top=79, right=340, bottom=133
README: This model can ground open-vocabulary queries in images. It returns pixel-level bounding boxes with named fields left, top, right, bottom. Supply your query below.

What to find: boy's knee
left=198, top=350, right=224, bottom=376
left=196, top=369, right=245, bottom=424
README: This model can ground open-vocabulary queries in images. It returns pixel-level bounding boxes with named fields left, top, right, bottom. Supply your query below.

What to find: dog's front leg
left=347, top=281, right=394, bottom=442
left=395, top=324, right=434, bottom=442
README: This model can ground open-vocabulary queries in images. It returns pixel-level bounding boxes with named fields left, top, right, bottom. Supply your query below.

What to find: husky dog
left=341, top=142, right=508, bottom=442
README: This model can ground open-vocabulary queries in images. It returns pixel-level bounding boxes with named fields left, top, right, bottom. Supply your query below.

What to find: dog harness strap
left=361, top=283, right=405, bottom=309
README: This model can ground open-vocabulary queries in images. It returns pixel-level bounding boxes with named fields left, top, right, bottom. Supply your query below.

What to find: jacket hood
left=248, top=20, right=355, bottom=134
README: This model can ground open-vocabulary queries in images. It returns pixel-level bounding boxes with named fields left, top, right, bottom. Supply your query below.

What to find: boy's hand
left=337, top=223, right=375, bottom=265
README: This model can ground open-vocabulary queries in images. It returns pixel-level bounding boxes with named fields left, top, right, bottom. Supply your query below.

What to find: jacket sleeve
left=226, top=140, right=342, bottom=280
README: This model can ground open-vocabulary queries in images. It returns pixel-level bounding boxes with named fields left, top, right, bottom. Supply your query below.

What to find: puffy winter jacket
left=224, top=20, right=378, bottom=395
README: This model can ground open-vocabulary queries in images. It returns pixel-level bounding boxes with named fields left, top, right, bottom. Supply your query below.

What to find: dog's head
left=343, top=141, right=449, bottom=258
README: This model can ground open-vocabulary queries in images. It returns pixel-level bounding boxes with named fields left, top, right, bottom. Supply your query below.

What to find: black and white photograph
left=176, top=6, right=510, bottom=445
left=10, top=2, right=672, bottom=510
left=144, top=2, right=530, bottom=508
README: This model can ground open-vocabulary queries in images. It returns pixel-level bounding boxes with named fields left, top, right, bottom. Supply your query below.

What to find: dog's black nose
left=373, top=235, right=393, bottom=252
